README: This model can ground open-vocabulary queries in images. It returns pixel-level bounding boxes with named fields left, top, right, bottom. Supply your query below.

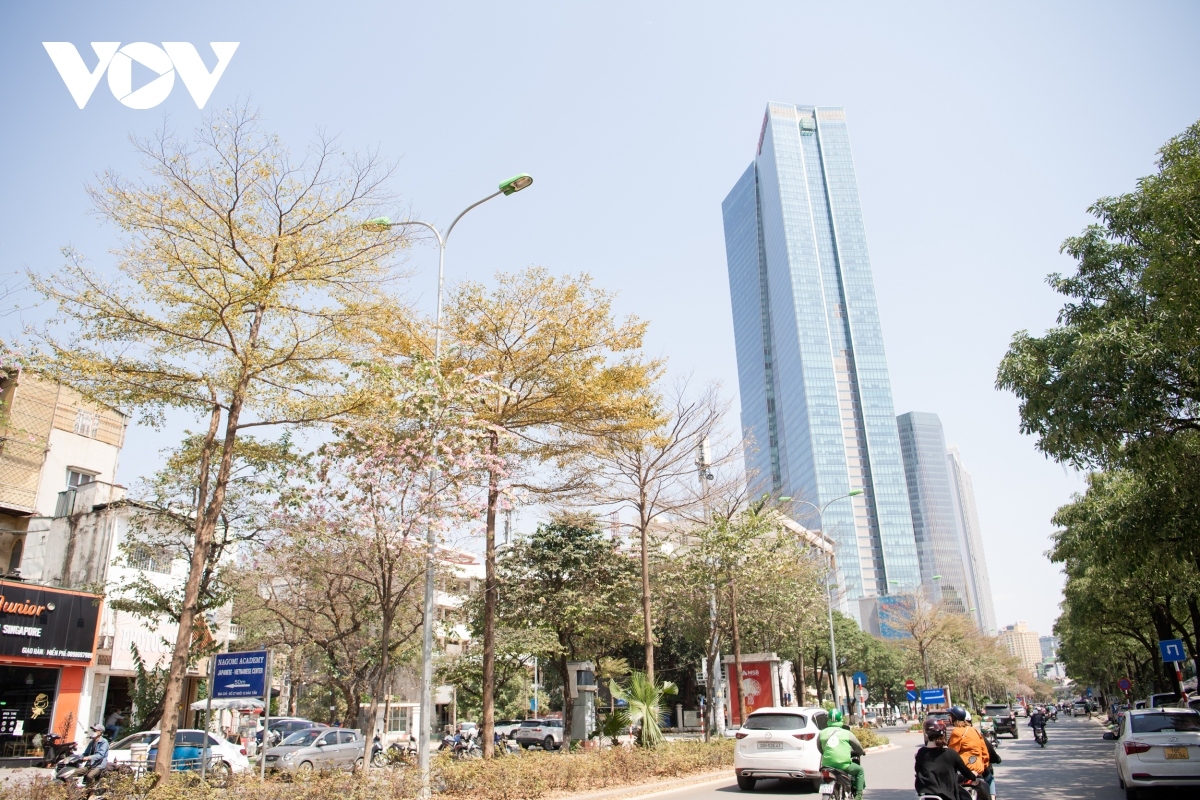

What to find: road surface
left=642, top=716, right=1189, bottom=799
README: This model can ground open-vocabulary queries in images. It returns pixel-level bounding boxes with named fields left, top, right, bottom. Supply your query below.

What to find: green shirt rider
left=817, top=710, right=866, bottom=800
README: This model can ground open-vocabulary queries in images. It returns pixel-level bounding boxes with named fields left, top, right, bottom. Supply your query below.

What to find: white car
left=733, top=706, right=830, bottom=791
left=1108, top=707, right=1200, bottom=798
left=510, top=719, right=564, bottom=750
left=108, top=729, right=250, bottom=773
left=493, top=720, right=524, bottom=739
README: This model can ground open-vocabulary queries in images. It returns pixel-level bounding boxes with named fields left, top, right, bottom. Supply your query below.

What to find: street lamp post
left=365, top=173, right=532, bottom=798
left=788, top=490, right=862, bottom=715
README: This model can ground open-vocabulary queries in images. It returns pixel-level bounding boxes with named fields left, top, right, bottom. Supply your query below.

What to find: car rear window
left=984, top=706, right=1009, bottom=714
left=520, top=721, right=543, bottom=727
left=1131, top=712, right=1200, bottom=733
left=744, top=713, right=807, bottom=730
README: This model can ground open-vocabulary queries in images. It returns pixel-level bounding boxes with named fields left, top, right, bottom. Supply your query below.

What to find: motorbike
left=978, top=717, right=1000, bottom=749
left=438, top=732, right=481, bottom=760
left=1048, top=707, right=1058, bottom=722
left=818, top=754, right=860, bottom=798
left=920, top=777, right=979, bottom=800
left=1033, top=725, right=1048, bottom=748
left=38, top=733, right=78, bottom=767
left=54, top=755, right=132, bottom=800
left=371, top=736, right=417, bottom=767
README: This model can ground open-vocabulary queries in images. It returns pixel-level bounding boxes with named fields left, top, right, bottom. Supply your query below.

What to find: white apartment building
left=999, top=621, right=1043, bottom=674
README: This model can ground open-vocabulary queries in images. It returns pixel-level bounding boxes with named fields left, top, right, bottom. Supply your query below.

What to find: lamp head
left=363, top=216, right=393, bottom=229
left=500, top=174, right=533, bottom=195
left=848, top=489, right=863, bottom=497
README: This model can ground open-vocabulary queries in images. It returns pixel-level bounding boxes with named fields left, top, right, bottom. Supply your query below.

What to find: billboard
left=0, top=580, right=102, bottom=664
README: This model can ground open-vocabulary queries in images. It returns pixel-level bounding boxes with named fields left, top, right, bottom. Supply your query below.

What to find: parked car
left=1073, top=702, right=1090, bottom=716
left=263, top=727, right=365, bottom=773
left=983, top=704, right=1018, bottom=739
left=732, top=706, right=829, bottom=792
left=510, top=719, right=564, bottom=750
left=1106, top=707, right=1200, bottom=798
left=493, top=720, right=523, bottom=739
left=257, top=718, right=324, bottom=746
left=108, top=729, right=250, bottom=774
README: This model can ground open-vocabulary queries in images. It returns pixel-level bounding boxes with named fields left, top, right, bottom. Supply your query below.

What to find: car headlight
left=281, top=752, right=295, bottom=763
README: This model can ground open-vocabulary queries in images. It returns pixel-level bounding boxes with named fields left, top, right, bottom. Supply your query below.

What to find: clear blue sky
left=3, top=1, right=1199, bottom=637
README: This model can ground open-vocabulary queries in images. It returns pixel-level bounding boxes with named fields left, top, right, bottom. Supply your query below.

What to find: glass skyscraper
left=947, top=446, right=998, bottom=634
left=722, top=102, right=921, bottom=616
left=897, top=412, right=972, bottom=615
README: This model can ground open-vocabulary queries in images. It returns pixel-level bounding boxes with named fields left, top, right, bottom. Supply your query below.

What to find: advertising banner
left=726, top=661, right=776, bottom=724
left=0, top=580, right=102, bottom=664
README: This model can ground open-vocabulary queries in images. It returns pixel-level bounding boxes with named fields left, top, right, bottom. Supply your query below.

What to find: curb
left=554, top=769, right=732, bottom=800
left=866, top=743, right=897, bottom=753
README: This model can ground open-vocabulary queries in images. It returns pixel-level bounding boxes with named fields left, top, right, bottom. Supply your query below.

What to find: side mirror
left=1102, top=732, right=1116, bottom=741
left=315, top=740, right=325, bottom=747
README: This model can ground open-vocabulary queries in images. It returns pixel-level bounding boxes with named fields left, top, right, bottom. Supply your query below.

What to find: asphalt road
left=642, top=716, right=1189, bottom=800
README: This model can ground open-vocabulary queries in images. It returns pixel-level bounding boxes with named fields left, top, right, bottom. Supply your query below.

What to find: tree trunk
left=796, top=643, right=806, bottom=708
left=640, top=508, right=654, bottom=684
left=365, top=609, right=392, bottom=771
left=155, top=398, right=227, bottom=775
left=729, top=572, right=746, bottom=724
left=482, top=433, right=500, bottom=759
left=558, top=654, right=573, bottom=748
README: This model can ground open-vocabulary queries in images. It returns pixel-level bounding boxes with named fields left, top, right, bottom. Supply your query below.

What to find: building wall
left=896, top=412, right=971, bottom=613
left=723, top=102, right=920, bottom=617
left=1000, top=622, right=1042, bottom=673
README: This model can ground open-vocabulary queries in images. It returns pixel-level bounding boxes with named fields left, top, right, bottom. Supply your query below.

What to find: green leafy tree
left=493, top=515, right=640, bottom=740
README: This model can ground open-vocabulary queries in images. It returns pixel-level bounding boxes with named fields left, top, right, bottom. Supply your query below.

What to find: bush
left=0, top=741, right=734, bottom=800
left=851, top=726, right=889, bottom=749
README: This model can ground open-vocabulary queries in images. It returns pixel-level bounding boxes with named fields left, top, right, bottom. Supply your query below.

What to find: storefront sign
left=726, top=661, right=777, bottom=723
left=0, top=580, right=101, bottom=664
left=212, top=650, right=268, bottom=698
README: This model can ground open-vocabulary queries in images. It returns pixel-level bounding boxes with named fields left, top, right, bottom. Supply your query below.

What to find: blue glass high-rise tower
left=722, top=103, right=921, bottom=614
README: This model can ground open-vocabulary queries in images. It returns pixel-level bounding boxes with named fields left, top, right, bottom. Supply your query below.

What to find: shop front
left=0, top=580, right=102, bottom=764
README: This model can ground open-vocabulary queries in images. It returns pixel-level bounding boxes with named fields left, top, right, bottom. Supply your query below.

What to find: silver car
left=264, top=727, right=364, bottom=773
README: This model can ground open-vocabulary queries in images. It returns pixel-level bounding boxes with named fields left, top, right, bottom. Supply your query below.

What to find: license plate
left=757, top=742, right=783, bottom=749
left=1165, top=746, right=1190, bottom=760
left=820, top=783, right=835, bottom=795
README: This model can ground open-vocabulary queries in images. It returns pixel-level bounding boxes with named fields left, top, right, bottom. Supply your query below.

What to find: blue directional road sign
left=852, top=671, right=868, bottom=686
left=1159, top=639, right=1186, bottom=663
left=920, top=688, right=947, bottom=706
left=212, top=650, right=268, bottom=699
left=906, top=690, right=918, bottom=702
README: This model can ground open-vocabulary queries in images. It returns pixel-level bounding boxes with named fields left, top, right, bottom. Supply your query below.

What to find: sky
left=3, top=1, right=1199, bottom=638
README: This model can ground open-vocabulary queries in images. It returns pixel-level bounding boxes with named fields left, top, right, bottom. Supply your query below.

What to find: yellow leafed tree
left=22, top=105, right=413, bottom=774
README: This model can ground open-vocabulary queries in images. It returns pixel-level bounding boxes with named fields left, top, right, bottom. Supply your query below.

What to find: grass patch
left=851, top=726, right=890, bottom=748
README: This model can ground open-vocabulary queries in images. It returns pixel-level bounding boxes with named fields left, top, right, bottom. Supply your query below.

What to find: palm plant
left=609, top=670, right=678, bottom=747
left=596, top=656, right=631, bottom=712
left=598, top=707, right=632, bottom=747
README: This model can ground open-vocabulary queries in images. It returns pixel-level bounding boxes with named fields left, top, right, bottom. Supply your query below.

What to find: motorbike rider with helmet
left=946, top=707, right=990, bottom=798
left=816, top=710, right=866, bottom=800
left=916, top=718, right=978, bottom=800
left=79, top=725, right=110, bottom=785
left=1028, top=706, right=1048, bottom=744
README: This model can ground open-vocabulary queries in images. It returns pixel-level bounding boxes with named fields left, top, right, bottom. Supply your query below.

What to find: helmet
left=828, top=710, right=844, bottom=726
left=948, top=706, right=968, bottom=721
left=924, top=718, right=948, bottom=739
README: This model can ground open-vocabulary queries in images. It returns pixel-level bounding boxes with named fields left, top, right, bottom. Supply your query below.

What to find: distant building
left=946, top=447, right=998, bottom=634
left=722, top=102, right=921, bottom=623
left=1039, top=635, right=1060, bottom=664
left=999, top=621, right=1042, bottom=673
left=896, top=412, right=971, bottom=614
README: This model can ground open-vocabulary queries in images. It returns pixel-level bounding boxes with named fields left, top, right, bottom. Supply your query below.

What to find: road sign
left=1086, top=688, right=1093, bottom=697
left=212, top=650, right=268, bottom=699
left=906, top=690, right=918, bottom=702
left=905, top=679, right=917, bottom=691
left=1160, top=639, right=1186, bottom=662
left=920, top=688, right=947, bottom=706
left=1118, top=677, right=1132, bottom=692
left=852, top=671, right=868, bottom=686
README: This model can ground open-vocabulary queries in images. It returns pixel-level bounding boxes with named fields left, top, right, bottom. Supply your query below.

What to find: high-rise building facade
left=999, top=622, right=1042, bottom=673
left=947, top=446, right=998, bottom=634
left=896, top=412, right=972, bottom=615
left=722, top=102, right=921, bottom=616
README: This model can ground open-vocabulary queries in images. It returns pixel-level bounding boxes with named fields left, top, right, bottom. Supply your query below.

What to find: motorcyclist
left=915, top=719, right=977, bottom=800
left=946, top=707, right=990, bottom=800
left=1029, top=707, right=1048, bottom=743
left=817, top=710, right=866, bottom=800
left=79, top=725, right=110, bottom=785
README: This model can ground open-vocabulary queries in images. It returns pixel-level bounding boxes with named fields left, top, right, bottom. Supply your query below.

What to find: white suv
left=733, top=707, right=829, bottom=791
left=511, top=719, right=564, bottom=750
